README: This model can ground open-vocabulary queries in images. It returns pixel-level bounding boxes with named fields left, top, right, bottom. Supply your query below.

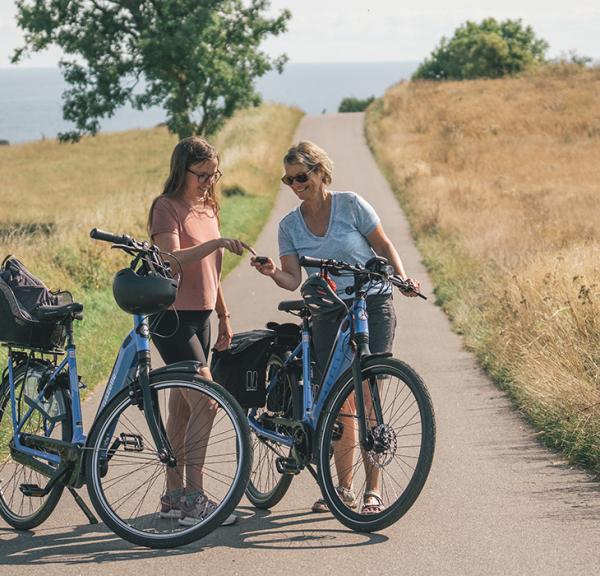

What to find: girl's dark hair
left=148, top=136, right=220, bottom=234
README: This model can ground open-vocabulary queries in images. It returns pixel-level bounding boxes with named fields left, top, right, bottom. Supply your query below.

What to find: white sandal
left=361, top=490, right=385, bottom=515
left=312, top=486, right=358, bottom=513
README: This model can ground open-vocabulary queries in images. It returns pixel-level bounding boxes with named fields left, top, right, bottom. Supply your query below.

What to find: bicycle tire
left=316, top=357, right=435, bottom=532
left=245, top=352, right=294, bottom=509
left=84, top=372, right=251, bottom=548
left=0, top=362, right=72, bottom=530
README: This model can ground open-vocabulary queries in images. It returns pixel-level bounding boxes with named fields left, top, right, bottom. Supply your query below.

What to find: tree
left=338, top=96, right=375, bottom=113
left=413, top=18, right=548, bottom=81
left=12, top=0, right=290, bottom=141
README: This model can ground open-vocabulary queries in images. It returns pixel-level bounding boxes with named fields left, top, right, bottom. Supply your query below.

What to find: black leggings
left=151, top=310, right=212, bottom=367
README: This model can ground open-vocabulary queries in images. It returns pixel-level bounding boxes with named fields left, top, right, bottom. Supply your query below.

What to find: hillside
left=366, top=65, right=600, bottom=472
left=0, top=103, right=303, bottom=387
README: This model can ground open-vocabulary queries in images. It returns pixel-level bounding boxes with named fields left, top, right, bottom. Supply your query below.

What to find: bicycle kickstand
left=68, top=487, right=98, bottom=524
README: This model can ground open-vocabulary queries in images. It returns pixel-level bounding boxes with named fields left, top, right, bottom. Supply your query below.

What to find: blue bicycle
left=0, top=229, right=251, bottom=548
left=245, top=256, right=435, bottom=532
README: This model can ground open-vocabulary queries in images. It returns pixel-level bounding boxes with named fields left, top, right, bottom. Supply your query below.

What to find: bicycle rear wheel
left=85, top=372, right=251, bottom=548
left=245, top=352, right=294, bottom=509
left=316, top=357, right=435, bottom=532
left=0, top=362, right=72, bottom=529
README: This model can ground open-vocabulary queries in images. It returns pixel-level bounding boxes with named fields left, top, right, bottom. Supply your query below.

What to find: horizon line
left=0, top=60, right=421, bottom=71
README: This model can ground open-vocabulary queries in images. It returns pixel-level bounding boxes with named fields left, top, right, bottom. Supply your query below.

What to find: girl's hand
left=250, top=256, right=276, bottom=277
left=214, top=316, right=233, bottom=351
left=400, top=277, right=421, bottom=297
left=220, top=238, right=254, bottom=256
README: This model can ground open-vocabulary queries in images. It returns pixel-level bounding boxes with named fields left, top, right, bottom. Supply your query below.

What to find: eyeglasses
left=281, top=166, right=316, bottom=186
left=187, top=168, right=222, bottom=184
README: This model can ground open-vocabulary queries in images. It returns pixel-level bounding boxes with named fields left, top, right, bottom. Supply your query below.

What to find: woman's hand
left=399, top=277, right=421, bottom=298
left=219, top=238, right=253, bottom=256
left=250, top=256, right=277, bottom=277
left=214, top=316, right=233, bottom=351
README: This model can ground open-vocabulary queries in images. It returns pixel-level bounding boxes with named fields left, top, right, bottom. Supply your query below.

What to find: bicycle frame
left=248, top=292, right=372, bottom=448
left=6, top=313, right=151, bottom=472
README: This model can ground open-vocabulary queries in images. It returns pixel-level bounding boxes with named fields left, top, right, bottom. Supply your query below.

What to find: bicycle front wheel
left=85, top=372, right=251, bottom=548
left=0, top=362, right=72, bottom=529
left=316, top=357, right=435, bottom=532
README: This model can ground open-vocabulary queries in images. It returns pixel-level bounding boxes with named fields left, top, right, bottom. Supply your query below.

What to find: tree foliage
left=13, top=0, right=290, bottom=141
left=413, top=18, right=549, bottom=81
left=338, top=96, right=375, bottom=113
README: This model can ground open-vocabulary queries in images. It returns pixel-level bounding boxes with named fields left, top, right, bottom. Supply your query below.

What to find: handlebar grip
left=299, top=256, right=325, bottom=268
left=90, top=228, right=132, bottom=245
left=391, top=276, right=427, bottom=300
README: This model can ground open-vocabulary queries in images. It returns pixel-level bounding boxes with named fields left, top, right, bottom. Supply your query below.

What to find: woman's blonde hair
left=148, top=136, right=220, bottom=233
left=283, top=140, right=333, bottom=185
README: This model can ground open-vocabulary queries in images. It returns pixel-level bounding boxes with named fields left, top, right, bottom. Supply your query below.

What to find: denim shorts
left=311, top=293, right=397, bottom=383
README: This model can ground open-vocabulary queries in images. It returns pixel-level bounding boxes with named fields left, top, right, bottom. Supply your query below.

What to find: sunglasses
left=281, top=166, right=316, bottom=186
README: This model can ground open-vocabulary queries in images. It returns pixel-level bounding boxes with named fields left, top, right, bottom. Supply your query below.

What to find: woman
left=148, top=136, right=250, bottom=526
left=251, top=140, right=420, bottom=514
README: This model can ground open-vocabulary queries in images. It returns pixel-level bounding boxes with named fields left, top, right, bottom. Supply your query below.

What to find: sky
left=0, top=0, right=599, bottom=67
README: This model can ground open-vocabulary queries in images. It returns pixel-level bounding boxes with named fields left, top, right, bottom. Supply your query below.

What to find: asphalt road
left=2, top=113, right=599, bottom=575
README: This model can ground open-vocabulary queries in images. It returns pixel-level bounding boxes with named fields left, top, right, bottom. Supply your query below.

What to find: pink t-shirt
left=150, top=196, right=223, bottom=311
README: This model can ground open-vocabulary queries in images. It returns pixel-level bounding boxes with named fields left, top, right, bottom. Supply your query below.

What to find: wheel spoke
left=85, top=380, right=248, bottom=545
left=0, top=367, right=71, bottom=528
left=246, top=353, right=294, bottom=509
left=318, top=360, right=435, bottom=528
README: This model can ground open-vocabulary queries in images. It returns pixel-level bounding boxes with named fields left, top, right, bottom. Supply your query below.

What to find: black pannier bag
left=210, top=329, right=277, bottom=409
left=0, top=255, right=72, bottom=350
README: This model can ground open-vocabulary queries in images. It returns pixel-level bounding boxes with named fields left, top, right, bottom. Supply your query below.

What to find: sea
left=0, top=62, right=417, bottom=144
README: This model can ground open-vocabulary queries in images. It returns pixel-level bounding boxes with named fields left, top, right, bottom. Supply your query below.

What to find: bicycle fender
left=150, top=361, right=203, bottom=378
left=361, top=352, right=392, bottom=364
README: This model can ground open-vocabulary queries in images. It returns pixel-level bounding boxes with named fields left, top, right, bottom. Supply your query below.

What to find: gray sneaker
left=179, top=493, right=237, bottom=527
left=159, top=493, right=182, bottom=519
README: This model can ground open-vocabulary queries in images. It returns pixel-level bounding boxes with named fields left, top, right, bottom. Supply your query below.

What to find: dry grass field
left=0, top=103, right=303, bottom=386
left=366, top=65, right=600, bottom=472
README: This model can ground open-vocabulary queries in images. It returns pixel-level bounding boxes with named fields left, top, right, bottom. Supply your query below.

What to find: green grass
left=0, top=103, right=303, bottom=393
left=0, top=103, right=303, bottom=461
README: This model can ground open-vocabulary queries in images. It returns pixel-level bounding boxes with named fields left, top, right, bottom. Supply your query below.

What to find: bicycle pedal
left=19, top=483, right=47, bottom=497
left=119, top=433, right=144, bottom=452
left=332, top=421, right=344, bottom=441
left=275, top=457, right=301, bottom=475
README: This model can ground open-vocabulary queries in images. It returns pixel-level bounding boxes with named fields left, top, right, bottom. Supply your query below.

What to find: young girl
left=149, top=136, right=249, bottom=526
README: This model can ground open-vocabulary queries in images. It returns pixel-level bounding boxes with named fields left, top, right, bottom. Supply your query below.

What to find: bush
left=338, top=96, right=375, bottom=113
left=413, top=18, right=548, bottom=80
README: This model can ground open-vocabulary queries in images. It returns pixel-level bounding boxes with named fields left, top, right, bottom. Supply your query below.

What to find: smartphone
left=254, top=256, right=270, bottom=265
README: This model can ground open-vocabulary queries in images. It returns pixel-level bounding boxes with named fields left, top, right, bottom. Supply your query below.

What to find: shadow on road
left=0, top=506, right=388, bottom=564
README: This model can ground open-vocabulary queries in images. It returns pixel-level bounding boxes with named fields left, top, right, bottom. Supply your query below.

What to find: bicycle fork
left=351, top=297, right=384, bottom=451
left=133, top=351, right=177, bottom=468
left=131, top=318, right=176, bottom=468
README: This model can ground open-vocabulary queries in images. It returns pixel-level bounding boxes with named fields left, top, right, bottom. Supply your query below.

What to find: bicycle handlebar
left=298, top=256, right=330, bottom=269
left=90, top=228, right=133, bottom=246
left=90, top=228, right=175, bottom=280
left=298, top=255, right=427, bottom=300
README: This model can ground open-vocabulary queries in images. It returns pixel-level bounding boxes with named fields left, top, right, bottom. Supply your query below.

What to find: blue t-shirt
left=278, top=191, right=390, bottom=296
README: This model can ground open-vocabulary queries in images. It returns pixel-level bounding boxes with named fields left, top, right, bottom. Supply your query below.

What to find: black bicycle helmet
left=300, top=273, right=348, bottom=319
left=112, top=268, right=178, bottom=315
